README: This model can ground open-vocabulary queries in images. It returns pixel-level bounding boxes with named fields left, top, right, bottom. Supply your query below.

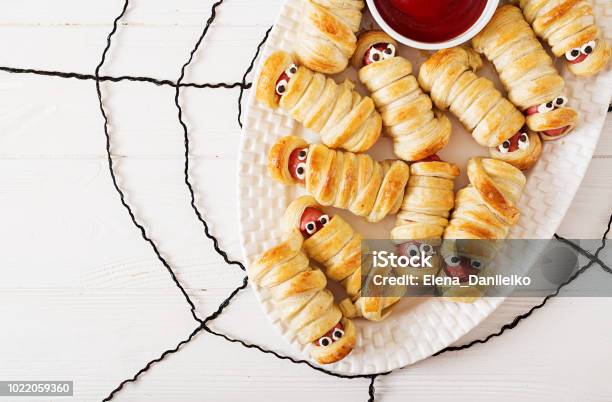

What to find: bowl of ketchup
left=368, top=0, right=499, bottom=50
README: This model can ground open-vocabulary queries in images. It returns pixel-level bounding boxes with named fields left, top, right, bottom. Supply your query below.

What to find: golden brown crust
left=255, top=51, right=296, bottom=109
left=489, top=131, right=542, bottom=170
left=295, top=0, right=364, bottom=74
left=419, top=47, right=525, bottom=148
left=250, top=231, right=355, bottom=364
left=269, top=136, right=409, bottom=222
left=518, top=0, right=611, bottom=76
left=267, top=135, right=308, bottom=184
left=444, top=158, right=526, bottom=240
left=355, top=31, right=451, bottom=161
left=472, top=5, right=579, bottom=140
left=391, top=161, right=459, bottom=242
left=351, top=30, right=397, bottom=68
left=256, top=52, right=382, bottom=153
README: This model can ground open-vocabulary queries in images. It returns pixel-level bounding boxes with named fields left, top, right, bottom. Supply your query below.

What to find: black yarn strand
left=94, top=0, right=202, bottom=324
left=0, top=65, right=250, bottom=89
left=175, top=0, right=248, bottom=272
left=237, top=25, right=273, bottom=128
left=102, top=324, right=205, bottom=402
left=368, top=375, right=378, bottom=402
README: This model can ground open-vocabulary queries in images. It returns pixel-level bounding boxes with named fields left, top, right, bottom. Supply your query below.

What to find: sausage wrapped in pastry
left=418, top=47, right=525, bottom=148
left=441, top=158, right=526, bottom=302
left=444, top=158, right=526, bottom=240
left=296, top=0, right=365, bottom=74
left=250, top=231, right=356, bottom=364
left=350, top=31, right=452, bottom=162
left=268, top=135, right=410, bottom=223
left=489, top=130, right=542, bottom=171
left=256, top=51, right=382, bottom=153
left=392, top=156, right=460, bottom=279
left=517, top=0, right=610, bottom=77
left=472, top=5, right=579, bottom=148
left=282, top=196, right=403, bottom=321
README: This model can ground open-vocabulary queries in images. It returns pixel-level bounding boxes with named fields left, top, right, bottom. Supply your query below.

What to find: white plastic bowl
left=366, top=0, right=500, bottom=50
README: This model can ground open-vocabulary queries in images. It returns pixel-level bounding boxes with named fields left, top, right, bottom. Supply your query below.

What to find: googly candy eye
left=518, top=132, right=530, bottom=150
left=565, top=48, right=581, bottom=61
left=581, top=40, right=596, bottom=55
left=405, top=244, right=420, bottom=257
left=318, top=214, right=329, bottom=226
left=297, top=148, right=308, bottom=161
left=554, top=96, right=568, bottom=108
left=295, top=162, right=306, bottom=180
left=383, top=43, right=396, bottom=58
left=305, top=221, right=317, bottom=235
left=332, top=328, right=344, bottom=341
left=498, top=140, right=511, bottom=154
left=286, top=63, right=298, bottom=77
left=537, top=101, right=555, bottom=114
left=369, top=48, right=383, bottom=63
left=470, top=259, right=482, bottom=269
left=275, top=79, right=288, bottom=96
left=419, top=243, right=434, bottom=255
left=444, top=255, right=461, bottom=267
left=317, top=336, right=332, bottom=347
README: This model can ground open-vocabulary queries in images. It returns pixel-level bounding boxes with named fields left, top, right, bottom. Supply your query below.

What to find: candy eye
left=406, top=244, right=420, bottom=257
left=383, top=43, right=396, bottom=58
left=318, top=214, right=329, bottom=226
left=498, top=140, right=511, bottom=154
left=332, top=328, right=344, bottom=341
left=420, top=243, right=434, bottom=255
left=554, top=96, right=568, bottom=108
left=518, top=132, right=530, bottom=150
left=317, top=336, right=332, bottom=347
left=297, top=149, right=308, bottom=161
left=444, top=255, right=461, bottom=267
left=286, top=64, right=298, bottom=77
left=471, top=259, right=482, bottom=269
left=565, top=48, right=581, bottom=61
left=305, top=221, right=317, bottom=235
left=295, top=162, right=306, bottom=180
left=369, top=49, right=382, bottom=63
left=275, top=79, right=288, bottom=96
left=581, top=40, right=596, bottom=55
left=537, top=101, right=554, bottom=114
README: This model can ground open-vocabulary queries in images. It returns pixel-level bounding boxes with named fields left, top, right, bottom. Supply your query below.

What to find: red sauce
left=373, top=0, right=487, bottom=43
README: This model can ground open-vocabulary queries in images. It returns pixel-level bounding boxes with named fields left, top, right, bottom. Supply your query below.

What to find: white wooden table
left=0, top=1, right=610, bottom=401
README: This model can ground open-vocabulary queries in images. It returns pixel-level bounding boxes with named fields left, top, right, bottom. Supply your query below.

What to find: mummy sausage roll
left=392, top=156, right=460, bottom=279
left=418, top=47, right=526, bottom=149
left=268, top=135, right=410, bottom=223
left=296, top=0, right=365, bottom=74
left=472, top=5, right=579, bottom=147
left=444, top=158, right=526, bottom=240
left=350, top=31, right=452, bottom=162
left=517, top=0, right=611, bottom=77
left=256, top=51, right=382, bottom=153
left=441, top=158, right=526, bottom=302
left=250, top=231, right=356, bottom=364
left=282, top=196, right=402, bottom=321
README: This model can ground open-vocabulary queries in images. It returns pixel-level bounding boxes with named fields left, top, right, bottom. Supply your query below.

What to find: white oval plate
left=238, top=0, right=612, bottom=375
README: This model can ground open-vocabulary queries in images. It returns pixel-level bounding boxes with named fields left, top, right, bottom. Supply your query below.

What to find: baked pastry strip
left=282, top=195, right=403, bottom=321
left=256, top=51, right=382, bottom=153
left=391, top=157, right=460, bottom=279
left=296, top=0, right=365, bottom=74
left=473, top=5, right=578, bottom=162
left=439, top=158, right=526, bottom=302
left=517, top=0, right=610, bottom=77
left=350, top=31, right=452, bottom=162
left=268, top=135, right=410, bottom=223
left=418, top=47, right=526, bottom=148
left=250, top=230, right=356, bottom=364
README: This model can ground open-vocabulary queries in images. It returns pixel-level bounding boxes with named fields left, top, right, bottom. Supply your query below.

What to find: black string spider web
left=2, top=0, right=610, bottom=401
